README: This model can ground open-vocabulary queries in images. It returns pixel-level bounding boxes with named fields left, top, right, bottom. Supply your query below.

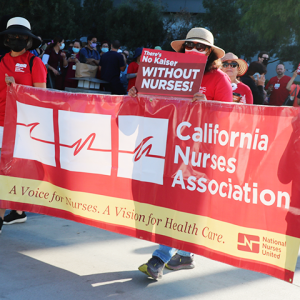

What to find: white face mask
left=185, top=48, right=208, bottom=55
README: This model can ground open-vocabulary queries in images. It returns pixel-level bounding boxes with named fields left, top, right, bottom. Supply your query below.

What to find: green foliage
left=200, top=0, right=280, bottom=62
left=105, top=0, right=165, bottom=50
left=81, top=0, right=114, bottom=41
left=239, top=0, right=300, bottom=68
left=0, top=0, right=80, bottom=39
left=162, top=10, right=202, bottom=51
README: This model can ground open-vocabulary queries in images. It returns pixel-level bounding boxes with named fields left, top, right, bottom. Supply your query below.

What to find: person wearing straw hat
left=221, top=52, right=253, bottom=104
left=136, top=27, right=233, bottom=280
left=0, top=17, right=47, bottom=233
left=129, top=27, right=232, bottom=103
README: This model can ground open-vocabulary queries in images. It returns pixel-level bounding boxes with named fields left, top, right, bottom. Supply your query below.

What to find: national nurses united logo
left=237, top=233, right=260, bottom=254
left=117, top=116, right=169, bottom=185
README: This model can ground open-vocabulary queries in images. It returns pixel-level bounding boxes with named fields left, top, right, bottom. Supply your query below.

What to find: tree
left=162, top=10, right=201, bottom=51
left=80, top=0, right=114, bottom=41
left=239, top=0, right=300, bottom=67
left=199, top=0, right=280, bottom=62
left=105, top=0, right=165, bottom=50
left=0, top=0, right=80, bottom=40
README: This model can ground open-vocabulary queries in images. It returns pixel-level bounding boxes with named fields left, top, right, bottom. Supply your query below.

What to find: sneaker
left=3, top=210, right=27, bottom=225
left=165, top=253, right=195, bottom=270
left=0, top=217, right=3, bottom=234
left=138, top=256, right=165, bottom=280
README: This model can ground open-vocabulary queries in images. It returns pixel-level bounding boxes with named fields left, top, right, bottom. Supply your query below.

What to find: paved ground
left=1, top=212, right=300, bottom=300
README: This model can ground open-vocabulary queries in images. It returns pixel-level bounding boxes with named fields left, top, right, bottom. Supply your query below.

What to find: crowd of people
left=0, top=16, right=299, bottom=281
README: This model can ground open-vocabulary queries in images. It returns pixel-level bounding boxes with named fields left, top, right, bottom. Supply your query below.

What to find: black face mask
left=6, top=38, right=27, bottom=52
left=262, top=58, right=269, bottom=66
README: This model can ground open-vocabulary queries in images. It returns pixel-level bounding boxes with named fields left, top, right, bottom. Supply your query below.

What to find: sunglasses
left=184, top=41, right=210, bottom=52
left=222, top=62, right=239, bottom=68
left=7, top=34, right=28, bottom=40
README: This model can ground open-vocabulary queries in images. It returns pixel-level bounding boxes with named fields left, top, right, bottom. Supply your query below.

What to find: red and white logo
left=117, top=116, right=168, bottom=185
left=237, top=233, right=260, bottom=253
left=13, top=102, right=168, bottom=183
left=15, top=63, right=27, bottom=72
left=14, top=102, right=112, bottom=175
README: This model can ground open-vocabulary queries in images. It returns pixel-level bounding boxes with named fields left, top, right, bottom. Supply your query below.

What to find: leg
left=166, top=250, right=195, bottom=270
left=138, top=245, right=177, bottom=280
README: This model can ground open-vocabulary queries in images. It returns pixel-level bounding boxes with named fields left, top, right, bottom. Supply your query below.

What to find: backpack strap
left=29, top=55, right=35, bottom=73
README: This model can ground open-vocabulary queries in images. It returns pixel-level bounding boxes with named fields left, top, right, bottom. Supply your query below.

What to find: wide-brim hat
left=0, top=17, right=41, bottom=50
left=221, top=52, right=248, bottom=76
left=170, top=27, right=225, bottom=58
left=133, top=47, right=143, bottom=59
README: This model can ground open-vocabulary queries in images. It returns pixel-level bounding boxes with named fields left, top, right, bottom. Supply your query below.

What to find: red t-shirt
left=0, top=51, right=47, bottom=126
left=265, top=75, right=291, bottom=106
left=127, top=61, right=139, bottom=91
left=199, top=68, right=233, bottom=102
left=233, top=82, right=253, bottom=104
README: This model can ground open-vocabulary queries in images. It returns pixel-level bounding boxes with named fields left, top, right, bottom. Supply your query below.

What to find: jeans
left=152, top=244, right=192, bottom=263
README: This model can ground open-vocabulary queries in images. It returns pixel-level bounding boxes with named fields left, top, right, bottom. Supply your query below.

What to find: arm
left=286, top=70, right=297, bottom=91
left=127, top=73, right=137, bottom=79
left=61, top=52, right=68, bottom=67
left=33, top=82, right=46, bottom=88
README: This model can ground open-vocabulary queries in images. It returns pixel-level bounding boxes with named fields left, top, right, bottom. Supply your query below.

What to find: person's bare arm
left=286, top=70, right=297, bottom=91
left=33, top=83, right=46, bottom=88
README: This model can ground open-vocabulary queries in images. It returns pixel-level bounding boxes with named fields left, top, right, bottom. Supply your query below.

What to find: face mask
left=60, top=43, right=65, bottom=50
left=102, top=47, right=109, bottom=53
left=7, top=38, right=27, bottom=52
left=262, top=58, right=269, bottom=66
left=90, top=42, right=97, bottom=48
left=185, top=48, right=207, bottom=55
left=72, top=47, right=80, bottom=53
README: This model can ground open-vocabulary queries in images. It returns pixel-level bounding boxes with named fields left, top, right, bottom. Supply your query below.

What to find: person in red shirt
left=221, top=52, right=253, bottom=104
left=127, top=47, right=143, bottom=92
left=129, top=27, right=232, bottom=279
left=265, top=63, right=291, bottom=106
left=0, top=17, right=47, bottom=233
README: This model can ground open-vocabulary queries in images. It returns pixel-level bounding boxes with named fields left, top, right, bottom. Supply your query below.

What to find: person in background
left=221, top=52, right=253, bottom=104
left=265, top=63, right=291, bottom=106
left=240, top=61, right=266, bottom=105
left=285, top=69, right=300, bottom=107
left=120, top=51, right=129, bottom=92
left=99, top=40, right=126, bottom=95
left=80, top=35, right=100, bottom=66
left=44, top=36, right=68, bottom=90
left=35, top=36, right=46, bottom=59
left=0, top=17, right=47, bottom=233
left=127, top=47, right=143, bottom=92
left=129, top=27, right=232, bottom=280
left=64, top=40, right=81, bottom=89
left=258, top=51, right=270, bottom=67
left=100, top=41, right=109, bottom=56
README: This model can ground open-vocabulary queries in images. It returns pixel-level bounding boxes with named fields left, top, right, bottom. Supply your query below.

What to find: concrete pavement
left=1, top=212, right=300, bottom=300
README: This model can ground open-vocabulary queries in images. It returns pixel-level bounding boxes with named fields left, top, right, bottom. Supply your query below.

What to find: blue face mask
left=72, top=47, right=80, bottom=53
left=90, top=42, right=97, bottom=48
left=60, top=43, right=65, bottom=50
left=102, top=47, right=109, bottom=53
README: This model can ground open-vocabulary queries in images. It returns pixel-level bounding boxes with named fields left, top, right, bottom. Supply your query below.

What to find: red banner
left=135, top=48, right=207, bottom=97
left=1, top=84, right=300, bottom=283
